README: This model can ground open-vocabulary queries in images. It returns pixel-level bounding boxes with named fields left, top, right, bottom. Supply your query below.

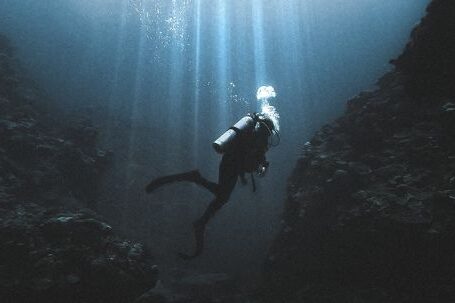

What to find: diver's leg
left=145, top=170, right=217, bottom=194
left=193, top=197, right=226, bottom=229
left=194, top=154, right=238, bottom=227
left=145, top=170, right=199, bottom=193
left=193, top=174, right=218, bottom=195
left=180, top=163, right=238, bottom=260
left=180, top=196, right=232, bottom=260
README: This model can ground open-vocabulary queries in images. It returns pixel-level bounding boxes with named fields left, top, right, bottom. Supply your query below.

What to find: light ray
left=105, top=0, right=129, bottom=142
left=251, top=0, right=267, bottom=94
left=192, top=0, right=202, bottom=168
left=216, top=0, right=230, bottom=130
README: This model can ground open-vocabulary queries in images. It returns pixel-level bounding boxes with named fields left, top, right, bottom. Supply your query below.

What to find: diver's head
left=256, top=112, right=280, bottom=147
left=260, top=115, right=276, bottom=133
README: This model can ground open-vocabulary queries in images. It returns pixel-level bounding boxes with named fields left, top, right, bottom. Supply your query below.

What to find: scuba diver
left=145, top=87, right=279, bottom=260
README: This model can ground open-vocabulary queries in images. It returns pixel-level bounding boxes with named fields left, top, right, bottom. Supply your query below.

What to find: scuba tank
left=213, top=115, right=256, bottom=154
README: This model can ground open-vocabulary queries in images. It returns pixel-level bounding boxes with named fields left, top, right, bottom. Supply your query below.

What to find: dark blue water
left=0, top=0, right=429, bottom=281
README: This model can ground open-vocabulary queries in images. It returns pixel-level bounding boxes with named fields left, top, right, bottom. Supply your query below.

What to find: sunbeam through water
left=0, top=0, right=431, bottom=287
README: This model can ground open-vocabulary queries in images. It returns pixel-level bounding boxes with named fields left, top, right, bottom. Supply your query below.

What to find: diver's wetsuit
left=145, top=115, right=271, bottom=259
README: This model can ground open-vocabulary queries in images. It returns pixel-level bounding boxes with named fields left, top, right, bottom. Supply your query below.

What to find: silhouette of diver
left=145, top=112, right=278, bottom=260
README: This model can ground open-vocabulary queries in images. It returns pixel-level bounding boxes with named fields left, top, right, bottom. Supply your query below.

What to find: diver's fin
left=178, top=220, right=206, bottom=261
left=145, top=170, right=201, bottom=193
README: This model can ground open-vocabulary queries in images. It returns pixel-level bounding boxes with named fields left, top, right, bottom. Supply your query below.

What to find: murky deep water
left=0, top=0, right=430, bottom=281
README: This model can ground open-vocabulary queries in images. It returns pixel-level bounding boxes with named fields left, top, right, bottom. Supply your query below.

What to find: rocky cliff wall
left=263, top=1, right=455, bottom=302
left=0, top=34, right=158, bottom=303
left=393, top=0, right=455, bottom=100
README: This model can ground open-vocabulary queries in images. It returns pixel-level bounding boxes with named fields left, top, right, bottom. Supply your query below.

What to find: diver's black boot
left=145, top=170, right=201, bottom=193
left=178, top=202, right=220, bottom=260
left=178, top=219, right=206, bottom=261
left=192, top=218, right=206, bottom=255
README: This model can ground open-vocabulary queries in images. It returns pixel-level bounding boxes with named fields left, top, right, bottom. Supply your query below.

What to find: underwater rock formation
left=264, top=1, right=455, bottom=302
left=0, top=34, right=158, bottom=303
left=393, top=0, right=455, bottom=100
left=0, top=34, right=108, bottom=208
left=0, top=205, right=158, bottom=303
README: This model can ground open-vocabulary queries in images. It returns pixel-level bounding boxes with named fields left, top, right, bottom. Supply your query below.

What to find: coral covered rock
left=264, top=1, right=455, bottom=302
left=0, top=33, right=157, bottom=303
